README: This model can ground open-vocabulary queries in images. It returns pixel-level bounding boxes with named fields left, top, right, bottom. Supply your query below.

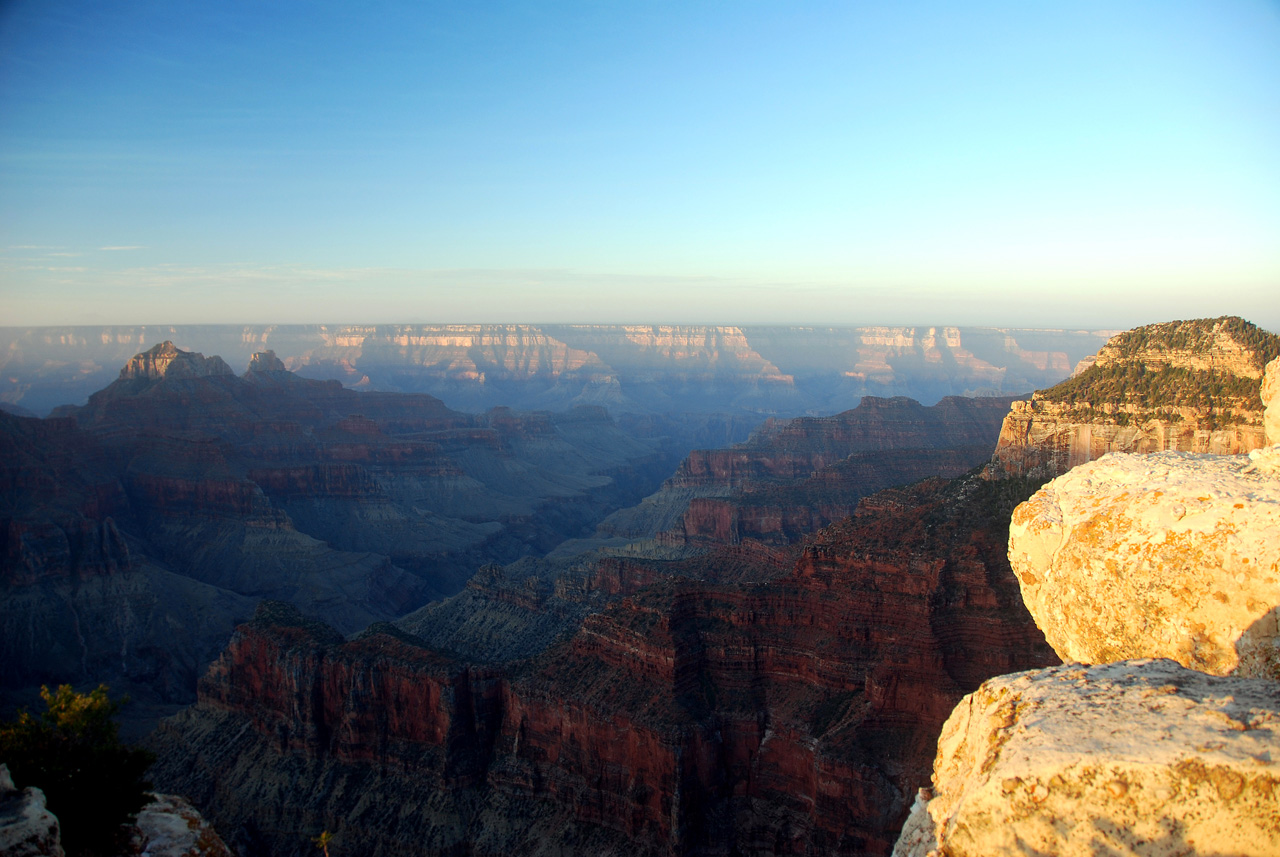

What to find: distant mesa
left=0, top=323, right=1114, bottom=417
left=990, top=316, right=1280, bottom=478
left=245, top=349, right=287, bottom=374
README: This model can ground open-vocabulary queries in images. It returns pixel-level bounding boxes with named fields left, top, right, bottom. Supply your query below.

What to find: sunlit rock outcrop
left=119, top=340, right=234, bottom=382
left=892, top=660, right=1280, bottom=857
left=1007, top=449, right=1280, bottom=679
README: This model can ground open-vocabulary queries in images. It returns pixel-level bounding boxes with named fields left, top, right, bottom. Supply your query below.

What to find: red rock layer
left=171, top=474, right=1056, bottom=856
left=669, top=396, right=1016, bottom=492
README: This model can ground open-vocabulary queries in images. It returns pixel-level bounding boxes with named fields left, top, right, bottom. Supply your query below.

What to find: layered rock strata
left=150, top=473, right=1057, bottom=857
left=1008, top=353, right=1280, bottom=680
left=1, top=324, right=1108, bottom=417
left=895, top=346, right=1280, bottom=856
left=598, top=395, right=1016, bottom=548
left=1264, top=355, right=1280, bottom=450
left=991, top=317, right=1279, bottom=477
left=893, top=660, right=1280, bottom=857
left=415, top=392, right=1023, bottom=667
left=1, top=343, right=675, bottom=728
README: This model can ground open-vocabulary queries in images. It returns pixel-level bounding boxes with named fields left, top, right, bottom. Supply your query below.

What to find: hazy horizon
left=3, top=2, right=1278, bottom=330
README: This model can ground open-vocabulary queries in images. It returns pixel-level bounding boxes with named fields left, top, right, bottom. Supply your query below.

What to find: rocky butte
left=989, top=316, right=1277, bottom=478
left=896, top=353, right=1280, bottom=856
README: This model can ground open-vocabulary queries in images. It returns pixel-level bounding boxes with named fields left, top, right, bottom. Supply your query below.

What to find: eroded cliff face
left=598, top=395, right=1016, bottom=548
left=394, top=392, right=1021, bottom=668
left=149, top=473, right=1057, bottom=857
left=117, top=341, right=234, bottom=383
left=990, top=317, right=1279, bottom=478
left=1005, top=352, right=1280, bottom=680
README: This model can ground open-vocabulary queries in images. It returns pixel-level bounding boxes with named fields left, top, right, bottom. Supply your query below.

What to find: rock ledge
left=893, top=660, right=1280, bottom=857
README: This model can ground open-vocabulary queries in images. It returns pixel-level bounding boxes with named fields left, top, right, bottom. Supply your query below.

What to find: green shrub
left=0, top=684, right=155, bottom=856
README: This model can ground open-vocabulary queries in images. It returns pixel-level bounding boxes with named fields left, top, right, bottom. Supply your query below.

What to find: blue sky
left=2, top=1, right=1278, bottom=329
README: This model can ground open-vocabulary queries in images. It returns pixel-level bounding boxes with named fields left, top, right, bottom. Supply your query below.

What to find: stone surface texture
left=133, top=793, right=232, bottom=857
left=1265, top=356, right=1280, bottom=444
left=0, top=765, right=63, bottom=857
left=893, top=660, right=1280, bottom=857
left=1008, top=449, right=1280, bottom=679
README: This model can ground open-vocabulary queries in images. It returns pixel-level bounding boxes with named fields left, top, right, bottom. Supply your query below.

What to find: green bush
left=0, top=684, right=155, bottom=856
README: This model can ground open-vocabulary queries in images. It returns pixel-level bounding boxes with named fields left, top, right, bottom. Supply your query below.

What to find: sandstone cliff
left=1007, top=449, right=1280, bottom=678
left=396, top=393, right=1018, bottom=666
left=990, top=317, right=1278, bottom=478
left=597, top=395, right=1016, bottom=548
left=1006, top=351, right=1280, bottom=680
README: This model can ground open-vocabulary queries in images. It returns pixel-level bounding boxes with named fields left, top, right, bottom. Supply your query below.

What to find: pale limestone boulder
left=0, top=765, right=63, bottom=857
left=134, top=793, right=231, bottom=857
left=1008, top=450, right=1280, bottom=679
left=1265, top=356, right=1280, bottom=445
left=893, top=660, right=1280, bottom=857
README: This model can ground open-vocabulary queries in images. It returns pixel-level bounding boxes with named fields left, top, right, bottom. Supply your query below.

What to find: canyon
left=0, top=342, right=679, bottom=727
left=146, top=469, right=1057, bottom=857
left=5, top=316, right=1278, bottom=856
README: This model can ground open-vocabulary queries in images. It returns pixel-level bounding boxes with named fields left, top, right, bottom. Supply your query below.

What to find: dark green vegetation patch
left=1035, top=317, right=1280, bottom=427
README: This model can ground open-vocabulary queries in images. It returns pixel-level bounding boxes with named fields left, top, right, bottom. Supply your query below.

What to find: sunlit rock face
left=1007, top=449, right=1280, bottom=679
left=892, top=660, right=1280, bottom=857
left=119, top=340, right=234, bottom=381
left=1260, top=354, right=1280, bottom=467
left=990, top=317, right=1279, bottom=479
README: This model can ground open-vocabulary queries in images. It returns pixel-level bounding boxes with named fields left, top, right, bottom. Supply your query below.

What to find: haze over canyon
left=1, top=316, right=1277, bottom=857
